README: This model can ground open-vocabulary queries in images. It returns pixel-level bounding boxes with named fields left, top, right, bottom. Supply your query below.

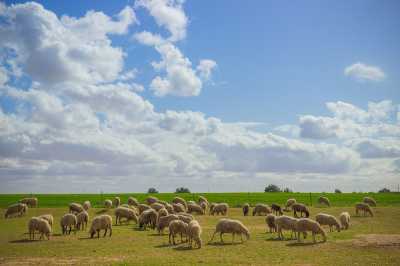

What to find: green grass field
left=1, top=193, right=400, bottom=265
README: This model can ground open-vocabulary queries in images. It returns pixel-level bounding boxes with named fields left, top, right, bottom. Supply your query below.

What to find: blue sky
left=0, top=0, right=399, bottom=192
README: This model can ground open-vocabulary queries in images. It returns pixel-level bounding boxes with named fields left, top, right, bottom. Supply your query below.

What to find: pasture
left=1, top=193, right=400, bottom=265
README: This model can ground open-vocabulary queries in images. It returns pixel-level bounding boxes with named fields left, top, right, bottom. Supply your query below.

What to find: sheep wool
left=19, top=197, right=38, bottom=208
left=169, top=220, right=189, bottom=245
left=210, top=203, right=229, bottom=216
left=60, top=213, right=77, bottom=235
left=242, top=203, right=250, bottom=216
left=188, top=220, right=202, bottom=249
left=295, top=218, right=327, bottom=243
left=89, top=215, right=112, bottom=238
left=115, top=207, right=138, bottom=225
left=315, top=213, right=341, bottom=232
left=5, top=203, right=28, bottom=219
left=209, top=219, right=250, bottom=244
left=38, top=214, right=54, bottom=227
left=339, top=212, right=350, bottom=230
left=265, top=214, right=276, bottom=233
left=28, top=217, right=51, bottom=240
left=77, top=211, right=89, bottom=230
left=252, top=204, right=272, bottom=216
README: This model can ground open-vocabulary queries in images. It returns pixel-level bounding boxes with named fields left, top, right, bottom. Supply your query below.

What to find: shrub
left=147, top=187, right=159, bottom=193
left=334, top=189, right=342, bottom=193
left=378, top=188, right=390, bottom=193
left=264, top=184, right=281, bottom=193
left=175, top=187, right=190, bottom=193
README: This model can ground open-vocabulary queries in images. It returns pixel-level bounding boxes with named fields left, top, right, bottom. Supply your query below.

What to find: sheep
left=28, top=217, right=51, bottom=240
left=77, top=211, right=89, bottom=230
left=158, top=208, right=169, bottom=218
left=252, top=204, right=272, bottom=216
left=69, top=203, right=83, bottom=214
left=242, top=203, right=250, bottom=216
left=60, top=213, right=77, bottom=235
left=295, top=218, right=327, bottom=243
left=292, top=203, right=310, bottom=218
left=38, top=214, right=54, bottom=227
left=187, top=203, right=204, bottom=215
left=315, top=213, right=341, bottom=232
left=89, top=215, right=112, bottom=238
left=178, top=213, right=194, bottom=224
left=146, top=196, right=158, bottom=205
left=284, top=198, right=297, bottom=211
left=339, top=212, right=350, bottom=230
left=138, top=204, right=151, bottom=214
left=169, top=220, right=189, bottom=245
left=200, top=201, right=207, bottom=213
left=209, top=219, right=250, bottom=244
left=172, top=197, right=188, bottom=210
left=19, top=197, right=38, bottom=208
left=363, top=197, right=377, bottom=207
left=275, top=215, right=299, bottom=240
left=187, top=200, right=196, bottom=205
left=104, top=199, right=112, bottom=209
left=355, top=203, right=373, bottom=217
left=114, top=207, right=138, bottom=225
left=128, top=197, right=139, bottom=206
left=83, top=201, right=91, bottom=211
left=157, top=214, right=179, bottom=234
left=210, top=203, right=229, bottom=216
left=113, top=197, right=121, bottom=208
left=198, top=196, right=209, bottom=208
left=4, top=203, right=28, bottom=218
left=188, top=220, right=202, bottom=249
left=265, top=214, right=276, bottom=233
left=150, top=202, right=165, bottom=212
left=172, top=203, right=186, bottom=213
left=138, top=208, right=158, bottom=230
left=164, top=203, right=174, bottom=214
left=318, top=196, right=331, bottom=207
left=271, top=203, right=283, bottom=216
left=209, top=203, right=217, bottom=215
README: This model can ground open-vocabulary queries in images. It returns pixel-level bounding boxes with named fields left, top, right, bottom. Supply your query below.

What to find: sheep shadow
left=78, top=237, right=94, bottom=240
left=154, top=243, right=171, bottom=248
left=286, top=241, right=324, bottom=247
left=265, top=237, right=293, bottom=242
left=96, top=209, right=109, bottom=214
left=9, top=239, right=37, bottom=243
left=207, top=241, right=243, bottom=246
left=173, top=245, right=194, bottom=251
left=52, top=233, right=63, bottom=237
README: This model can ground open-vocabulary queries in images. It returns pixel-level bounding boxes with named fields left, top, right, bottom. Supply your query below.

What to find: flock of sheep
left=4, top=195, right=377, bottom=248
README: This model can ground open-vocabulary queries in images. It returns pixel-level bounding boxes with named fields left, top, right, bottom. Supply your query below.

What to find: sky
left=0, top=0, right=399, bottom=193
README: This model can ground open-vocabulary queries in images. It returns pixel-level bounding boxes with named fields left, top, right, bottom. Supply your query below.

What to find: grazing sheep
left=77, top=211, right=89, bottom=230
left=209, top=203, right=217, bottom=215
left=104, top=199, right=112, bottom=209
left=38, top=214, right=54, bottom=227
left=69, top=203, right=83, bottom=214
left=265, top=214, right=276, bottom=233
left=271, top=203, right=283, bottom=216
left=198, top=196, right=209, bottom=208
left=60, top=213, right=77, bottom=235
left=318, top=196, right=331, bottom=207
left=355, top=203, right=373, bottom=217
left=139, top=209, right=158, bottom=230
left=138, top=204, right=151, bottom=214
left=200, top=201, right=207, bottom=213
left=4, top=203, right=28, bottom=218
left=210, top=203, right=229, bottom=216
left=83, top=201, right=91, bottom=211
left=172, top=197, right=188, bottom=210
left=275, top=215, right=299, bottom=240
left=172, top=203, right=186, bottom=213
left=115, top=207, right=138, bottom=225
left=89, top=215, right=112, bottom=238
left=113, top=197, right=121, bottom=208
left=146, top=196, right=158, bottom=205
left=209, top=219, right=250, bottom=243
left=296, top=218, right=327, bottom=243
left=292, top=203, right=310, bottom=218
left=169, top=220, right=189, bottom=245
left=339, top=212, right=350, bottom=230
left=188, top=220, right=202, bottom=249
left=150, top=202, right=165, bottom=212
left=28, top=217, right=51, bottom=240
left=187, top=203, right=204, bottom=215
left=128, top=197, right=139, bottom=206
left=157, top=214, right=179, bottom=234
left=242, top=203, right=250, bottom=216
left=363, top=197, right=377, bottom=207
left=178, top=213, right=194, bottom=224
left=19, top=197, right=38, bottom=208
left=252, top=204, right=272, bottom=216
left=315, top=213, right=341, bottom=232
left=158, top=208, right=169, bottom=218
left=284, top=198, right=297, bottom=211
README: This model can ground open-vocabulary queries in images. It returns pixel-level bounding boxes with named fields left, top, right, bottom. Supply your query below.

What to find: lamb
left=89, top=214, right=112, bottom=238
left=318, top=196, right=331, bottom=207
left=271, top=203, right=283, bottom=216
left=178, top=213, right=194, bottom=224
left=363, top=197, right=377, bottom=207
left=242, top=203, right=250, bottom=216
left=209, top=203, right=216, bottom=215
left=77, top=211, right=89, bottom=230
left=275, top=215, right=299, bottom=240
left=28, top=217, right=51, bottom=240
left=113, top=197, right=121, bottom=207
left=292, top=203, right=310, bottom=218
left=38, top=214, right=54, bottom=227
left=150, top=202, right=165, bottom=212
left=128, top=197, right=139, bottom=206
left=156, top=214, right=179, bottom=234
left=168, top=220, right=189, bottom=245
left=139, top=208, right=158, bottom=230
left=19, top=197, right=38, bottom=208
left=83, top=201, right=91, bottom=211
left=265, top=214, right=276, bottom=233
left=69, top=203, right=83, bottom=214
left=188, top=220, right=202, bottom=249
left=114, top=207, right=138, bottom=225
left=104, top=199, right=112, bottom=209
left=295, top=218, right=327, bottom=243
left=146, top=196, right=158, bottom=205
left=209, top=219, right=250, bottom=243
left=339, top=212, right=350, bottom=230
left=355, top=203, right=373, bottom=217
left=172, top=203, right=186, bottom=213
left=158, top=208, right=169, bottom=218
left=60, top=213, right=77, bottom=235
left=172, top=197, right=188, bottom=210
left=284, top=198, right=297, bottom=211
left=315, top=213, right=341, bottom=232
left=210, top=203, right=229, bottom=216
left=138, top=204, right=151, bottom=214
left=187, top=203, right=204, bottom=215
left=252, top=204, right=272, bottom=216
left=4, top=203, right=28, bottom=218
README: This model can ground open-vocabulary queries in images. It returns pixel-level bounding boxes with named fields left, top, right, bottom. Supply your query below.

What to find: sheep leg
left=209, top=231, right=217, bottom=243
left=109, top=226, right=112, bottom=237
left=169, top=232, right=172, bottom=244
left=312, top=232, right=316, bottom=243
left=97, top=230, right=100, bottom=238
left=220, top=232, right=224, bottom=243
left=68, top=226, right=72, bottom=235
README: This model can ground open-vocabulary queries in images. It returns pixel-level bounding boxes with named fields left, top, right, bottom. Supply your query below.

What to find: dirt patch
left=352, top=234, right=400, bottom=248
left=0, top=256, right=126, bottom=265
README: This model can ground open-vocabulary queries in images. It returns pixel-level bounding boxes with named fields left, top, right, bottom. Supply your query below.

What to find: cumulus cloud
left=350, top=139, right=400, bottom=159
left=197, top=59, right=217, bottom=80
left=344, top=62, right=385, bottom=82
left=299, top=116, right=339, bottom=139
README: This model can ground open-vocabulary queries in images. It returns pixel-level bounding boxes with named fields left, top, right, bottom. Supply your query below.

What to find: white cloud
left=344, top=62, right=385, bottom=82
left=197, top=59, right=217, bottom=80
left=350, top=139, right=400, bottom=159
left=299, top=116, right=339, bottom=139
left=134, top=31, right=164, bottom=46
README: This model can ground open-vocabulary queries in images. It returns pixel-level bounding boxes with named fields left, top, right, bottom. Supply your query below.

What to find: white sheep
left=19, top=197, right=38, bottom=207
left=188, top=220, right=202, bottom=249
left=209, top=203, right=217, bottom=215
left=158, top=208, right=169, bottom=218
left=77, top=211, right=89, bottom=230
left=69, top=203, right=83, bottom=214
left=209, top=219, right=250, bottom=244
left=104, top=199, right=112, bottom=209
left=139, top=209, right=158, bottom=230
left=38, top=214, right=54, bottom=227
left=128, top=197, right=139, bottom=206
left=275, top=215, right=299, bottom=240
left=156, top=214, right=179, bottom=234
left=318, top=196, right=331, bottom=207
left=252, top=204, right=272, bottom=216
left=339, top=212, right=350, bottom=230
left=5, top=203, right=28, bottom=218
left=265, top=214, right=276, bottom=233
left=198, top=195, right=209, bottom=207
left=60, top=213, right=77, bottom=235
left=172, top=203, right=186, bottom=213
left=242, top=203, right=250, bottom=216
left=200, top=201, right=207, bottom=213
left=210, top=203, right=229, bottom=216
left=315, top=213, right=341, bottom=232
left=284, top=198, right=297, bottom=211
left=178, top=213, right=194, bottom=224
left=83, top=201, right=91, bottom=211
left=146, top=196, right=158, bottom=205
left=295, top=218, right=327, bottom=243
left=355, top=203, right=373, bottom=217
left=150, top=202, right=165, bottom=212
left=138, top=204, right=151, bottom=214
left=89, top=215, right=112, bottom=238
left=292, top=203, right=310, bottom=218
left=113, top=197, right=121, bottom=207
left=115, top=207, right=138, bottom=225
left=28, top=217, right=51, bottom=240
left=169, top=220, right=189, bottom=245
left=363, top=197, right=377, bottom=207
left=172, top=197, right=188, bottom=210
left=187, top=203, right=204, bottom=215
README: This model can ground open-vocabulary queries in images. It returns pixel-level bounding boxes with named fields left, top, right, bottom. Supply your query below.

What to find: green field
left=1, top=193, right=400, bottom=265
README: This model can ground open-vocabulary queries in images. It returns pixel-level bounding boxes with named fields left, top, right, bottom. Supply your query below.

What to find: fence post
left=309, top=192, right=312, bottom=206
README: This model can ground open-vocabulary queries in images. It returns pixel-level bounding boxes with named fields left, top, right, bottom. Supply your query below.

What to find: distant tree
left=283, top=187, right=293, bottom=193
left=264, top=184, right=281, bottom=193
left=378, top=188, right=391, bottom=193
left=175, top=187, right=190, bottom=193
left=334, top=189, right=342, bottom=193
left=147, top=187, right=159, bottom=193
